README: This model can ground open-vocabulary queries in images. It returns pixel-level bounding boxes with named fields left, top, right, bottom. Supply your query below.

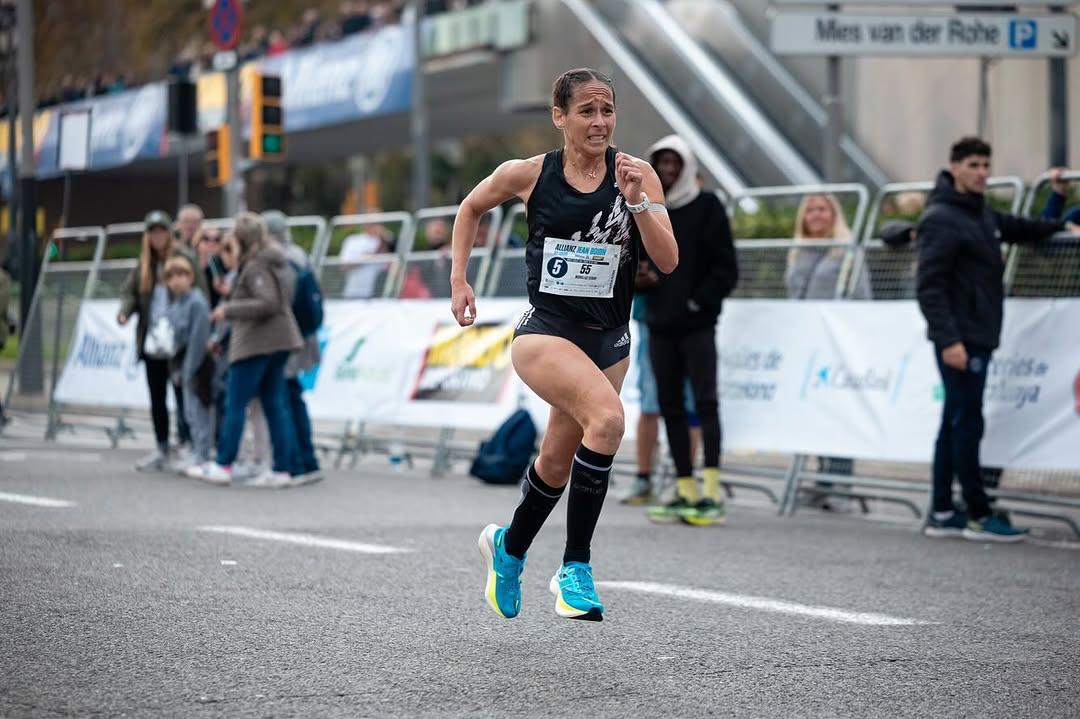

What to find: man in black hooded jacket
left=639, top=135, right=738, bottom=527
left=917, top=137, right=1074, bottom=543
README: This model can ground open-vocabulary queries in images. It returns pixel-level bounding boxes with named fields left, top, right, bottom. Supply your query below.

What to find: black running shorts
left=513, top=306, right=631, bottom=370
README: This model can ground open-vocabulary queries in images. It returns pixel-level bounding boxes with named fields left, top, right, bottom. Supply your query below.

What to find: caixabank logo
left=800, top=352, right=908, bottom=405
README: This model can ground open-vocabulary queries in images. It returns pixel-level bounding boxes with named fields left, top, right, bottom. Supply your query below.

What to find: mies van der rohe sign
left=770, top=8, right=1078, bottom=57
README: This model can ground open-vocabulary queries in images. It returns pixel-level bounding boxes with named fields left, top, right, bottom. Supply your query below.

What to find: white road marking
left=112, top=563, right=124, bottom=568
left=599, top=581, right=934, bottom=626
left=0, top=450, right=101, bottom=463
left=0, top=491, right=76, bottom=508
left=220, top=560, right=238, bottom=566
left=198, top=526, right=412, bottom=555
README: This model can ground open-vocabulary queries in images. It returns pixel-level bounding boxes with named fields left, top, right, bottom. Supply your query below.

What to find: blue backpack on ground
left=470, top=409, right=538, bottom=485
left=289, top=260, right=324, bottom=337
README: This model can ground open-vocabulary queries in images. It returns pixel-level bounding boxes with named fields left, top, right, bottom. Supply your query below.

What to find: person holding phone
left=194, top=227, right=227, bottom=308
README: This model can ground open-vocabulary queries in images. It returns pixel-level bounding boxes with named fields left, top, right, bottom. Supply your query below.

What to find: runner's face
left=554, top=82, right=615, bottom=156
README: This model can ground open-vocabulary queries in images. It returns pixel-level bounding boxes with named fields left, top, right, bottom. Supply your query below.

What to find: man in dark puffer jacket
left=917, top=137, right=1075, bottom=543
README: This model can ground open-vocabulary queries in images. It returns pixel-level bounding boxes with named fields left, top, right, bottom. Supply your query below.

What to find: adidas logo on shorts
left=613, top=332, right=630, bottom=349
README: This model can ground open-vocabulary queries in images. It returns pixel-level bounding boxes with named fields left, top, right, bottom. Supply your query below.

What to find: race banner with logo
left=52, top=298, right=1080, bottom=470
left=52, top=300, right=159, bottom=409
left=717, top=299, right=1080, bottom=470
left=300, top=298, right=529, bottom=428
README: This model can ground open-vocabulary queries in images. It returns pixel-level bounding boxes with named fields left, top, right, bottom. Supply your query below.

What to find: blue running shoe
left=478, top=524, right=524, bottom=618
left=549, top=561, right=604, bottom=622
left=962, top=515, right=1028, bottom=543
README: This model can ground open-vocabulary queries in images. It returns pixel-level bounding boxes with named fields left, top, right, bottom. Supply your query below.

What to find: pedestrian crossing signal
left=204, top=125, right=231, bottom=187
left=250, top=72, right=284, bottom=161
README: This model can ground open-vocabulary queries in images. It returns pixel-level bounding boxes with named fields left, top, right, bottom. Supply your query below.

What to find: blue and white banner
left=1, top=83, right=169, bottom=181
left=254, top=24, right=413, bottom=132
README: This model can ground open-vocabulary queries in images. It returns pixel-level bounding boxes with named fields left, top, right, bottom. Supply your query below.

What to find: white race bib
left=539, top=238, right=621, bottom=299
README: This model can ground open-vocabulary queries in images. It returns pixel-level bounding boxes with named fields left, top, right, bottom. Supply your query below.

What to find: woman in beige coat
left=186, top=213, right=302, bottom=488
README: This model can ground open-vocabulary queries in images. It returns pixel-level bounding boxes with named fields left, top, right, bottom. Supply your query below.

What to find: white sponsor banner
left=717, top=299, right=1080, bottom=470
left=52, top=300, right=153, bottom=408
left=53, top=298, right=1080, bottom=470
left=770, top=11, right=1077, bottom=57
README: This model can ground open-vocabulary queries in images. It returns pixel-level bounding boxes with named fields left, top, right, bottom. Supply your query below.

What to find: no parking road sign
left=208, top=0, right=244, bottom=51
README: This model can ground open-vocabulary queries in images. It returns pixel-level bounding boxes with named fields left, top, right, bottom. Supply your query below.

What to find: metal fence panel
left=397, top=205, right=502, bottom=299
left=729, top=184, right=869, bottom=300
left=484, top=204, right=528, bottom=298
left=3, top=227, right=106, bottom=421
left=322, top=212, right=415, bottom=300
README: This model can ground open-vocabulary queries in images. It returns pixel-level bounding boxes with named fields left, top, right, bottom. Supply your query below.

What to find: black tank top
left=524, top=147, right=640, bottom=328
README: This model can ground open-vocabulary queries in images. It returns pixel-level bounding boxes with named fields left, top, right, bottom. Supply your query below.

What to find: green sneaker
left=647, top=496, right=694, bottom=524
left=681, top=498, right=726, bottom=527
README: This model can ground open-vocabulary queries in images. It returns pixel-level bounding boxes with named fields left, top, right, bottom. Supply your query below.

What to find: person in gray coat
left=785, top=193, right=870, bottom=511
left=263, top=210, right=322, bottom=483
left=186, top=212, right=303, bottom=488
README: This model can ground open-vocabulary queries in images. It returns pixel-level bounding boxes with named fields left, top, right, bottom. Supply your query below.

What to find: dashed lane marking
left=599, top=581, right=935, bottom=626
left=197, top=525, right=412, bottom=554
left=0, top=491, right=77, bottom=508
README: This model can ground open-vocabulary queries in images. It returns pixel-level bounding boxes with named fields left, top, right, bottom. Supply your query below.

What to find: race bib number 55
left=540, top=238, right=621, bottom=299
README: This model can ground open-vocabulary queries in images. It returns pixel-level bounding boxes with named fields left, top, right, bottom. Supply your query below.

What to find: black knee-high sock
left=563, top=444, right=613, bottom=565
left=504, top=463, right=564, bottom=560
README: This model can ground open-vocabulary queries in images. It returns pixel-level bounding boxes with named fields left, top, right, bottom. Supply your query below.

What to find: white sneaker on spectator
left=231, top=461, right=267, bottom=481
left=134, top=448, right=169, bottom=473
left=288, top=470, right=324, bottom=487
left=186, top=462, right=232, bottom=485
left=248, top=470, right=292, bottom=489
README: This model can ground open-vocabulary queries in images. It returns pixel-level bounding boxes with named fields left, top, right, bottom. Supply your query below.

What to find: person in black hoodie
left=641, top=135, right=738, bottom=527
left=918, top=137, right=1075, bottom=543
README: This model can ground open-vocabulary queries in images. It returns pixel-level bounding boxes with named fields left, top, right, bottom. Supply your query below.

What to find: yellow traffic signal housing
left=250, top=72, right=284, bottom=161
left=204, top=125, right=232, bottom=187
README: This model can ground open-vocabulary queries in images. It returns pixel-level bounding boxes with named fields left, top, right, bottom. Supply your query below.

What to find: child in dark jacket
left=164, top=256, right=213, bottom=470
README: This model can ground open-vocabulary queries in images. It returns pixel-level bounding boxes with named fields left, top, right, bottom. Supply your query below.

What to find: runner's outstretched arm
left=451, top=157, right=542, bottom=326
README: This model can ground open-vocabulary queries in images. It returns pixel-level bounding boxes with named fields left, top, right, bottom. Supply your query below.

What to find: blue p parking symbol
left=547, top=257, right=568, bottom=278
left=1009, top=19, right=1037, bottom=50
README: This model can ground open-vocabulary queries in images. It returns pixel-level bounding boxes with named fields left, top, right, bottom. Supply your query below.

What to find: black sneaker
left=681, top=497, right=727, bottom=527
left=924, top=511, right=968, bottom=538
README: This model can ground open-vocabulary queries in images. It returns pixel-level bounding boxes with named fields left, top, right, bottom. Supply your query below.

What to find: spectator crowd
left=16, top=1, right=490, bottom=115
left=120, top=204, right=324, bottom=489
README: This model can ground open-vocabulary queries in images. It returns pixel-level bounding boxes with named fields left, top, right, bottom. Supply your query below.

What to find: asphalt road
left=2, top=428, right=1079, bottom=718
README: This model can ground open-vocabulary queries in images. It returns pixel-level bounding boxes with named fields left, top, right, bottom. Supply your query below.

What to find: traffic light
left=250, top=72, right=284, bottom=161
left=204, top=125, right=232, bottom=187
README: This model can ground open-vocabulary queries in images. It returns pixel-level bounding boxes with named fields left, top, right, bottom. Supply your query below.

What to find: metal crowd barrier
left=723, top=184, right=870, bottom=506
left=8, top=188, right=1080, bottom=537
left=3, top=226, right=107, bottom=439
left=773, top=175, right=1080, bottom=538
left=319, top=211, right=415, bottom=299
left=777, top=177, right=1025, bottom=518
left=484, top=204, right=528, bottom=298
left=397, top=205, right=502, bottom=299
